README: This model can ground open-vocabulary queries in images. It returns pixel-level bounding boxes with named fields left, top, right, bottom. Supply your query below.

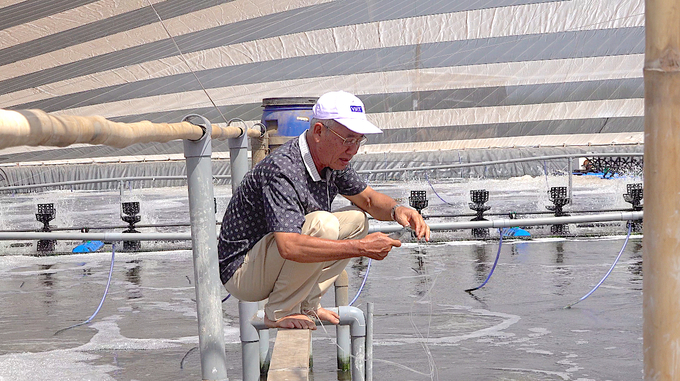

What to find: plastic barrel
left=261, top=97, right=317, bottom=152
left=261, top=97, right=317, bottom=136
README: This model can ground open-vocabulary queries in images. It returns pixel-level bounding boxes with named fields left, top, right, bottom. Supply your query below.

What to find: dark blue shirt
left=218, top=133, right=367, bottom=284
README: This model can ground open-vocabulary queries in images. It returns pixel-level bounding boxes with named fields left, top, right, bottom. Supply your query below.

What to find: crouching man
left=218, top=91, right=430, bottom=329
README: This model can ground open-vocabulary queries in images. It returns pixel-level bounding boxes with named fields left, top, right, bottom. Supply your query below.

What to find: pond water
left=0, top=175, right=643, bottom=380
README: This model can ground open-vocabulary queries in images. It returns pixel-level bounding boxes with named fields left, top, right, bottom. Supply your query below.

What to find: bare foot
left=306, top=307, right=340, bottom=325
left=264, top=313, right=317, bottom=330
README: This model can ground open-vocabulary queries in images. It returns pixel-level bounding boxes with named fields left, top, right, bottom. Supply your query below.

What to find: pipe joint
left=252, top=122, right=266, bottom=137
left=334, top=306, right=366, bottom=337
left=182, top=114, right=212, bottom=158
left=182, top=114, right=210, bottom=141
left=239, top=301, right=261, bottom=343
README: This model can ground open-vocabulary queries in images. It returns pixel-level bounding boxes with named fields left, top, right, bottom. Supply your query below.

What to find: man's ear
left=311, top=122, right=325, bottom=136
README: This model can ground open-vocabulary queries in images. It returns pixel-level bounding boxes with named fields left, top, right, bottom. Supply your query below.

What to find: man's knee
left=335, top=208, right=369, bottom=240
left=303, top=211, right=340, bottom=239
left=355, top=211, right=369, bottom=236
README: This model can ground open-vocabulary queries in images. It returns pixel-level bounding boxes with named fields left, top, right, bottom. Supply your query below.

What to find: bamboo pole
left=0, top=109, right=259, bottom=149
left=643, top=0, right=680, bottom=379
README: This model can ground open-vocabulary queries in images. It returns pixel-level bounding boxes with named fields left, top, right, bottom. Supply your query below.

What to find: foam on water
left=494, top=367, right=571, bottom=380
left=0, top=306, right=240, bottom=381
left=0, top=349, right=117, bottom=381
left=377, top=305, right=521, bottom=346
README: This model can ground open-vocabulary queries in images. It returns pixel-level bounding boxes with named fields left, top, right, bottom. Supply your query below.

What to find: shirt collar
left=299, top=131, right=323, bottom=182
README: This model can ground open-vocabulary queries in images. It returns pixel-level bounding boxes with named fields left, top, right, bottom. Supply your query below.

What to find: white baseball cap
left=312, top=91, right=382, bottom=134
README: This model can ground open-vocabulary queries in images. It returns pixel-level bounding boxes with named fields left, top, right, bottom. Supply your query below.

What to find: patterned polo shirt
left=218, top=132, right=368, bottom=284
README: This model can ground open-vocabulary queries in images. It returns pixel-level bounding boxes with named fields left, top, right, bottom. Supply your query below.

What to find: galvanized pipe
left=0, top=211, right=643, bottom=242
left=182, top=114, right=228, bottom=381
left=0, top=206, right=641, bottom=233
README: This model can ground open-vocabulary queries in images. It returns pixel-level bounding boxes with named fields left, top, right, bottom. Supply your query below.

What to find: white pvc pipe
left=369, top=211, right=644, bottom=233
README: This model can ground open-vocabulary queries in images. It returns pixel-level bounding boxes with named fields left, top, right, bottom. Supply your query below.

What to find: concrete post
left=182, top=114, right=228, bottom=381
left=643, top=1, right=680, bottom=379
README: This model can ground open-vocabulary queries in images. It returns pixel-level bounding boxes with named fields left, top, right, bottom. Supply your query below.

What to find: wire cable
left=424, top=172, right=456, bottom=206
left=180, top=346, right=199, bottom=369
left=146, top=0, right=230, bottom=125
left=55, top=243, right=116, bottom=335
left=564, top=222, right=633, bottom=309
left=465, top=229, right=504, bottom=293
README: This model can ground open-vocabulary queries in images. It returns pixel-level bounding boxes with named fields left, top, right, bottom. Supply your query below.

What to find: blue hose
left=564, top=223, right=633, bottom=309
left=465, top=229, right=505, bottom=292
left=55, top=243, right=116, bottom=335
left=349, top=258, right=372, bottom=306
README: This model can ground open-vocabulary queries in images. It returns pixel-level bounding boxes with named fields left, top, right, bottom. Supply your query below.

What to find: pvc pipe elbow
left=334, top=306, right=366, bottom=337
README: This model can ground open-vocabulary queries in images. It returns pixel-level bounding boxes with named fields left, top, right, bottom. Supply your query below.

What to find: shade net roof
left=0, top=0, right=644, bottom=167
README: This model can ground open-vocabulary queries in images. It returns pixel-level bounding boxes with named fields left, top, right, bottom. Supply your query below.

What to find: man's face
left=320, top=123, right=364, bottom=170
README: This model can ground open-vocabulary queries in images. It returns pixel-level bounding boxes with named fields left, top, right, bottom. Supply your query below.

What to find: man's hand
left=358, top=232, right=402, bottom=260
left=394, top=206, right=431, bottom=241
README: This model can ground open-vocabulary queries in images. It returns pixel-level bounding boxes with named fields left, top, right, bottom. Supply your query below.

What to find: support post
left=366, top=302, right=374, bottom=381
left=643, top=1, right=680, bottom=379
left=334, top=270, right=351, bottom=372
left=229, top=125, right=249, bottom=186
left=239, top=301, right=261, bottom=381
left=227, top=124, right=263, bottom=381
left=248, top=306, right=365, bottom=381
left=258, top=300, right=271, bottom=375
left=183, top=114, right=228, bottom=381
left=568, top=157, right=573, bottom=201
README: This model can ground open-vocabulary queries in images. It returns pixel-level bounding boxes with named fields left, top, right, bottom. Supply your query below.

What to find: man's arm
left=274, top=231, right=398, bottom=262
left=344, top=186, right=431, bottom=240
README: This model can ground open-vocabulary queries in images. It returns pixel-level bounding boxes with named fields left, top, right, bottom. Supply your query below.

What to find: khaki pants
left=225, top=206, right=368, bottom=321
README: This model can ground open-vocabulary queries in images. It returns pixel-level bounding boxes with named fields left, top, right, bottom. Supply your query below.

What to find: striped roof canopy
left=0, top=0, right=644, bottom=164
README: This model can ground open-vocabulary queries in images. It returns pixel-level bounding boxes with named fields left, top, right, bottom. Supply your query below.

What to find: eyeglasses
left=325, top=125, right=368, bottom=147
